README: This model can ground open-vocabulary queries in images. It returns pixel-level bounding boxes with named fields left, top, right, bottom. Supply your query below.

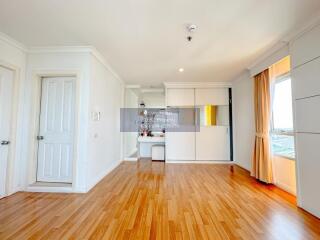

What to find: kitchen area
left=123, top=86, right=166, bottom=161
left=122, top=82, right=233, bottom=163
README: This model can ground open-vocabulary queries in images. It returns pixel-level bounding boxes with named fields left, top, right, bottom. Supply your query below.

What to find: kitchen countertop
left=138, top=136, right=165, bottom=143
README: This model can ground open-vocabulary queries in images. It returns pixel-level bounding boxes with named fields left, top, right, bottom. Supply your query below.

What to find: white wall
left=86, top=54, right=124, bottom=191
left=124, top=89, right=138, bottom=158
left=232, top=71, right=255, bottom=171
left=1, top=33, right=125, bottom=194
left=25, top=51, right=91, bottom=192
left=0, top=34, right=26, bottom=195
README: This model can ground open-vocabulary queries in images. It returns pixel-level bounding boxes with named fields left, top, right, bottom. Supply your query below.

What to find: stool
left=152, top=144, right=165, bottom=161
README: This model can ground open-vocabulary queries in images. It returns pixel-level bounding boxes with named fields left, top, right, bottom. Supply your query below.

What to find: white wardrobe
left=165, top=84, right=231, bottom=162
left=291, top=23, right=320, bottom=218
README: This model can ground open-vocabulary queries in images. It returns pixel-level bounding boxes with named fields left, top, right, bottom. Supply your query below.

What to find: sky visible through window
left=273, top=79, right=293, bottom=130
left=271, top=78, right=295, bottom=159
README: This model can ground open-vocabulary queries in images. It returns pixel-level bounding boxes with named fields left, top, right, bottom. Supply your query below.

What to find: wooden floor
left=1, top=161, right=320, bottom=240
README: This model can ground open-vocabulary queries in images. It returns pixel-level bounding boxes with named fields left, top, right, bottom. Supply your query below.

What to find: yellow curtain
left=251, top=69, right=273, bottom=183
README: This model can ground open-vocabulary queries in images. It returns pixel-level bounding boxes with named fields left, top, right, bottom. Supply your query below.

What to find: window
left=270, top=75, right=295, bottom=159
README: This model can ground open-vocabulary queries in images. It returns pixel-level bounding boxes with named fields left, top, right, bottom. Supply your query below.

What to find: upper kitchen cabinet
left=166, top=88, right=194, bottom=107
left=195, top=88, right=229, bottom=106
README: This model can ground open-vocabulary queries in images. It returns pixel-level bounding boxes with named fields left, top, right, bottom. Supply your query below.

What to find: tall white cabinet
left=165, top=88, right=196, bottom=161
left=165, top=84, right=231, bottom=162
left=291, top=23, right=320, bottom=218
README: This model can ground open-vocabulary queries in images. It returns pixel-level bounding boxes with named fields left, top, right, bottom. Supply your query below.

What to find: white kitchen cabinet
left=292, top=57, right=320, bottom=99
left=195, top=88, right=229, bottom=105
left=166, top=88, right=194, bottom=107
left=291, top=24, right=320, bottom=68
left=296, top=133, right=320, bottom=218
left=196, top=126, right=230, bottom=161
left=295, top=96, right=320, bottom=134
left=165, top=132, right=195, bottom=161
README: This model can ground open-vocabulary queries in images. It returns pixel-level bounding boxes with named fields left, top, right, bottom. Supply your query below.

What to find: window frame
left=270, top=73, right=295, bottom=160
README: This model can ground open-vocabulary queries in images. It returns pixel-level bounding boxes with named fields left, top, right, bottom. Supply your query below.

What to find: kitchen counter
left=138, top=136, right=165, bottom=143
left=138, top=136, right=165, bottom=158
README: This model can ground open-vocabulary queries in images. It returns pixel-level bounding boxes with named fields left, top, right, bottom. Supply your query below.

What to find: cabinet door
left=296, top=133, right=320, bottom=218
left=291, top=24, right=320, bottom=68
left=166, top=88, right=194, bottom=107
left=196, top=126, right=230, bottom=161
left=292, top=57, right=320, bottom=99
left=195, top=88, right=228, bottom=105
left=295, top=96, right=320, bottom=134
left=165, top=132, right=195, bottom=161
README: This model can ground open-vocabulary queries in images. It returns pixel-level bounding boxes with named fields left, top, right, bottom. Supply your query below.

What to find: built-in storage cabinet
left=166, top=88, right=194, bottom=106
left=166, top=88, right=196, bottom=161
left=166, top=132, right=196, bottom=161
left=295, top=96, right=320, bottom=133
left=292, top=57, right=320, bottom=99
left=296, top=133, right=320, bottom=216
left=291, top=24, right=320, bottom=218
left=195, top=88, right=230, bottom=161
left=196, top=126, right=230, bottom=161
left=165, top=86, right=231, bottom=162
left=291, top=24, right=320, bottom=68
left=195, top=88, right=229, bottom=105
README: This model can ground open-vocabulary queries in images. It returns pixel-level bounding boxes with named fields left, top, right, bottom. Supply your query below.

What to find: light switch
left=92, top=111, right=101, bottom=121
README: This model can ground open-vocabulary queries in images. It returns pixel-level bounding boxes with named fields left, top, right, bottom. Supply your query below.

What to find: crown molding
left=0, top=32, right=27, bottom=52
left=141, top=88, right=164, bottom=93
left=247, top=11, right=320, bottom=74
left=125, top=84, right=141, bottom=89
left=164, top=82, right=232, bottom=89
left=27, top=45, right=124, bottom=85
left=27, top=45, right=94, bottom=53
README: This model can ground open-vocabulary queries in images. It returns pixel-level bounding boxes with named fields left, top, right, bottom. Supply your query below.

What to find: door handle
left=37, top=136, right=44, bottom=141
left=1, top=141, right=10, bottom=145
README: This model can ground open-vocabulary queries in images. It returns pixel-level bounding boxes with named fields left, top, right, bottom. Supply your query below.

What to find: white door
left=0, top=66, right=14, bottom=198
left=37, top=77, right=75, bottom=183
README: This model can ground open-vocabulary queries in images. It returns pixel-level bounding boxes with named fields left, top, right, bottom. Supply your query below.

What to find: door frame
left=0, top=61, right=21, bottom=197
left=28, top=70, right=80, bottom=190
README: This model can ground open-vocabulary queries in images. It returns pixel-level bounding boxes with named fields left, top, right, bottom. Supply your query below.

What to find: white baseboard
left=165, top=160, right=233, bottom=164
left=86, top=160, right=122, bottom=192
left=233, top=161, right=251, bottom=172
left=124, top=157, right=138, bottom=161
left=26, top=185, right=74, bottom=193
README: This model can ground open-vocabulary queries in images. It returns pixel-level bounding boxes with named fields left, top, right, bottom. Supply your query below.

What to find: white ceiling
left=1, top=0, right=320, bottom=85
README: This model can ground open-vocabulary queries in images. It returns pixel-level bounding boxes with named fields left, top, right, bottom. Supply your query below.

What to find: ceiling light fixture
left=179, top=68, right=184, bottom=72
left=186, top=24, right=197, bottom=42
